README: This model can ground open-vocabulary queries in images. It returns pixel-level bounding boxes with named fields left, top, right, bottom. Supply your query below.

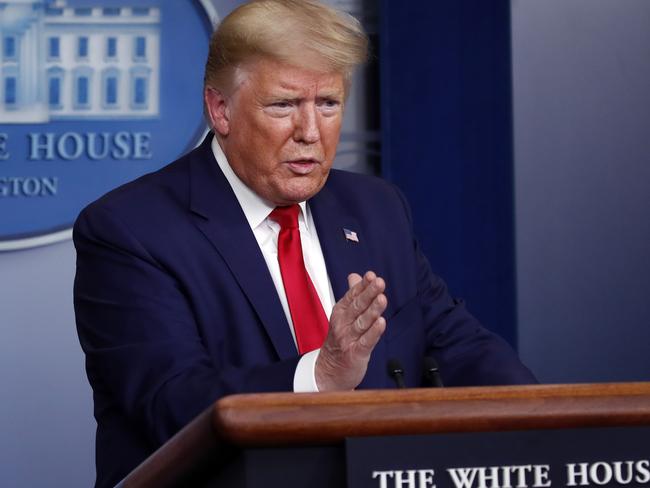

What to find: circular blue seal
left=0, top=0, right=218, bottom=250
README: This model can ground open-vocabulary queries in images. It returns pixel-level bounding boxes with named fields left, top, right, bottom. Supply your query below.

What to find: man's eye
left=319, top=99, right=341, bottom=112
left=265, top=102, right=293, bottom=116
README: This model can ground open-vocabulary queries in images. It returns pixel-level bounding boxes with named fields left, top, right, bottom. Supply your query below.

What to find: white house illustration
left=0, top=0, right=160, bottom=123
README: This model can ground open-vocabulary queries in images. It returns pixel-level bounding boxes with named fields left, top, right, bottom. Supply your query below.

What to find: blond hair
left=204, top=0, right=368, bottom=94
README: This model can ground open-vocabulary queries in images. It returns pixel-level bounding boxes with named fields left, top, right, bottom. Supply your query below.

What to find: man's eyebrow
left=263, top=92, right=342, bottom=103
left=274, top=81, right=343, bottom=96
left=264, top=89, right=300, bottom=100
left=275, top=82, right=303, bottom=93
left=317, top=90, right=343, bottom=99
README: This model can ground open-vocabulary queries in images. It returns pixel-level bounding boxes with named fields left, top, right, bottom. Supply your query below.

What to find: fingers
left=332, top=270, right=387, bottom=343
left=343, top=271, right=386, bottom=317
left=347, top=272, right=363, bottom=288
left=352, top=292, right=387, bottom=334
left=357, top=316, right=386, bottom=350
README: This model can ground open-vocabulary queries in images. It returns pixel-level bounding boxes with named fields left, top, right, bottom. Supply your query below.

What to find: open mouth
left=286, top=159, right=320, bottom=175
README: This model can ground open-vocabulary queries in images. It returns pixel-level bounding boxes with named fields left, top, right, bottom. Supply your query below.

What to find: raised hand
left=315, top=271, right=388, bottom=391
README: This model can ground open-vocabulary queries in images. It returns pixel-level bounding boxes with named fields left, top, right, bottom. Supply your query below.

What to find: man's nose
left=293, top=104, right=320, bottom=144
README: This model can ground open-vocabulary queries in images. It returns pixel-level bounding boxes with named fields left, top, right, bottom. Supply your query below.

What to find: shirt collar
left=211, top=135, right=309, bottom=230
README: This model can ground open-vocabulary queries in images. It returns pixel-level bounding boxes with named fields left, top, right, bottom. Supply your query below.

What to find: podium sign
left=120, top=385, right=650, bottom=488
left=347, top=427, right=650, bottom=488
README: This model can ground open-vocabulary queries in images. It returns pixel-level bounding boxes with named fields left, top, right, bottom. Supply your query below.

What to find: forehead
left=237, top=58, right=345, bottom=97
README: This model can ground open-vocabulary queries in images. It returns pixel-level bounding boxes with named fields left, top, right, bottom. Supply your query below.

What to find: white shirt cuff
left=293, top=349, right=320, bottom=392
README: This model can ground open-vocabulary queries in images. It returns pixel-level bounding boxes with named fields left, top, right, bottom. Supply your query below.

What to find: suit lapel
left=187, top=136, right=297, bottom=360
left=309, top=181, right=370, bottom=301
left=309, top=180, right=389, bottom=389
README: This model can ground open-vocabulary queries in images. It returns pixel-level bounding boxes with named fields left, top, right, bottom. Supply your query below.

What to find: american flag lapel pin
left=343, top=228, right=359, bottom=243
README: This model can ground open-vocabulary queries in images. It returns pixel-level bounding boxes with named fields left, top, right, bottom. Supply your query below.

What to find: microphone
left=387, top=359, right=406, bottom=389
left=422, top=356, right=444, bottom=387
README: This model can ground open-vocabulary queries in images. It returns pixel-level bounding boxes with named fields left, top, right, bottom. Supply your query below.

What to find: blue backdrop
left=380, top=1, right=517, bottom=346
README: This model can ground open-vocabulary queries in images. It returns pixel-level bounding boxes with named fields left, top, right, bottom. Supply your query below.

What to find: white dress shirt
left=211, top=136, right=333, bottom=392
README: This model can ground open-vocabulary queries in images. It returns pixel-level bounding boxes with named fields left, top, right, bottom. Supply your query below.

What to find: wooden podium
left=121, top=383, right=650, bottom=488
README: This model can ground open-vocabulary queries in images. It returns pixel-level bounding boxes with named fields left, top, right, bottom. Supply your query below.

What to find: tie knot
left=270, top=204, right=300, bottom=229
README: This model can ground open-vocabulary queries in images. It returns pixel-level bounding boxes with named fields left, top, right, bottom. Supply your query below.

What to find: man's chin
left=272, top=179, right=328, bottom=206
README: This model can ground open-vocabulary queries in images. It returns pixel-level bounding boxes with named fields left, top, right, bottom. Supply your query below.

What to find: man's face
left=208, top=58, right=345, bottom=206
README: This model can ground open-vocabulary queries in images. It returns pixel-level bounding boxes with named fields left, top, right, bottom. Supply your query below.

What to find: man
left=74, top=1, right=536, bottom=487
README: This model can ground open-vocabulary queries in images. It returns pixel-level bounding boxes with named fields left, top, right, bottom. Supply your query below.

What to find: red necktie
left=270, top=205, right=329, bottom=354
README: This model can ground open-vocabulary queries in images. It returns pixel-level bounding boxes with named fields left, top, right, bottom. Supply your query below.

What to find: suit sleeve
left=391, top=186, right=537, bottom=386
left=73, top=204, right=299, bottom=446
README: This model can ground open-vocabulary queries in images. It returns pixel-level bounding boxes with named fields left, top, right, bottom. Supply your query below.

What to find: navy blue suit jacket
left=74, top=135, right=535, bottom=488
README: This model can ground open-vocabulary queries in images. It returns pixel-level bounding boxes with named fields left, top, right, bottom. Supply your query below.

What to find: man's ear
left=204, top=87, right=231, bottom=136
